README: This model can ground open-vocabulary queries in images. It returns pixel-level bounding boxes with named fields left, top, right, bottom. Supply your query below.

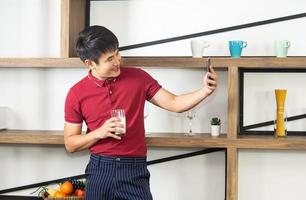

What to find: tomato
left=60, top=181, right=74, bottom=195
left=75, top=189, right=85, bottom=197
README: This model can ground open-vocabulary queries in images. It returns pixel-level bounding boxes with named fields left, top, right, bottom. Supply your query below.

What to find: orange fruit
left=60, top=181, right=74, bottom=195
left=54, top=191, right=67, bottom=197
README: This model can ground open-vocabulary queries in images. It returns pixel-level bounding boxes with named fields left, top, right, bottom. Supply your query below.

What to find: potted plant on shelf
left=210, top=117, right=221, bottom=137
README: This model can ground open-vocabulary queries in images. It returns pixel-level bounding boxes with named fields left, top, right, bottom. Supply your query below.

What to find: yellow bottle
left=275, top=89, right=287, bottom=137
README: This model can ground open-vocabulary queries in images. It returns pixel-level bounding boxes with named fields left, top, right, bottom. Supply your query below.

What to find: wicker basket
left=44, top=197, right=84, bottom=200
left=42, top=192, right=84, bottom=200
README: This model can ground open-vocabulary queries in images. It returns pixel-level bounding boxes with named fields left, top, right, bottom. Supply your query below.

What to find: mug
left=190, top=39, right=210, bottom=58
left=229, top=40, right=247, bottom=58
left=275, top=40, right=290, bottom=58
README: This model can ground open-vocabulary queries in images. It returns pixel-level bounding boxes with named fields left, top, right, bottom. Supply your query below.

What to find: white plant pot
left=211, top=125, right=220, bottom=137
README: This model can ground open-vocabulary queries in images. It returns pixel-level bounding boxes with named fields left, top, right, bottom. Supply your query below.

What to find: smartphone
left=206, top=57, right=212, bottom=86
left=206, top=57, right=211, bottom=73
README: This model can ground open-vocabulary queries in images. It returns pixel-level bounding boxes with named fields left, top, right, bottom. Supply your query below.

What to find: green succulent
left=210, top=117, right=221, bottom=126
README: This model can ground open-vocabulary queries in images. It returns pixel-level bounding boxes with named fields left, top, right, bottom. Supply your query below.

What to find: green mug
left=274, top=40, right=290, bottom=58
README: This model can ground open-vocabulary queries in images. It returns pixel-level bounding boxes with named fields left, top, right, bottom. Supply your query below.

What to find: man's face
left=90, top=49, right=122, bottom=79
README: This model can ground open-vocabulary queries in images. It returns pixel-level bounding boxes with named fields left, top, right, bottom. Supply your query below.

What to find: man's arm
left=64, top=117, right=123, bottom=153
left=150, top=66, right=218, bottom=113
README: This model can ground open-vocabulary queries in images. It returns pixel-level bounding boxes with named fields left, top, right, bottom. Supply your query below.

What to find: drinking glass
left=110, top=109, right=126, bottom=137
left=185, top=111, right=196, bottom=136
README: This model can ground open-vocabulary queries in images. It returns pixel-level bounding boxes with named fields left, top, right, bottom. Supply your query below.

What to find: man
left=64, top=25, right=218, bottom=200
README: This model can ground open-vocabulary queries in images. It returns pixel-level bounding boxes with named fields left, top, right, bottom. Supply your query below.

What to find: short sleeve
left=141, top=69, right=162, bottom=100
left=64, top=89, right=83, bottom=124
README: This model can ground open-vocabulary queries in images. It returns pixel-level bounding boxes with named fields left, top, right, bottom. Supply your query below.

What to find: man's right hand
left=64, top=117, right=124, bottom=153
left=94, top=117, right=124, bottom=140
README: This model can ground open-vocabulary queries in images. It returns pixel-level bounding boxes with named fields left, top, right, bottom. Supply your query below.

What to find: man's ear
left=84, top=59, right=96, bottom=70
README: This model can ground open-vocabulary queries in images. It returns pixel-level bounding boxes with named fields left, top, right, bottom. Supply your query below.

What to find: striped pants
left=85, top=154, right=153, bottom=200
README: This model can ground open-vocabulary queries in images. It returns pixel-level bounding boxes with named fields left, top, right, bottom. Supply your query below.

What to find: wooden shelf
left=0, top=130, right=228, bottom=148
left=0, top=57, right=224, bottom=68
left=1, top=56, right=305, bottom=68
left=0, top=130, right=64, bottom=145
left=1, top=130, right=306, bottom=150
left=237, top=135, right=306, bottom=150
left=0, top=58, right=83, bottom=68
left=145, top=133, right=228, bottom=148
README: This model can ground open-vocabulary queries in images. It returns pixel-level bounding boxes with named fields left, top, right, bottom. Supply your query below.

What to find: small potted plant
left=210, top=117, right=221, bottom=137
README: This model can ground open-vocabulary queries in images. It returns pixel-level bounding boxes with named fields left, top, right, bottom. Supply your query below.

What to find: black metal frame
left=85, top=0, right=90, bottom=27
left=239, top=68, right=306, bottom=135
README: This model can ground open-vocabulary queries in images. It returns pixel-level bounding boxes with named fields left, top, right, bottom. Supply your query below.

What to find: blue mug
left=229, top=40, right=247, bottom=58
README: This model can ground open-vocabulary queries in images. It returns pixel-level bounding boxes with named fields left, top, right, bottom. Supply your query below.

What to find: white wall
left=0, top=0, right=60, bottom=57
left=91, top=1, right=306, bottom=199
left=0, top=1, right=226, bottom=199
left=0, top=0, right=305, bottom=199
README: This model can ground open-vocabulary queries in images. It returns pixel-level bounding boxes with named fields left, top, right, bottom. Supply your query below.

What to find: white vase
left=211, top=125, right=220, bottom=137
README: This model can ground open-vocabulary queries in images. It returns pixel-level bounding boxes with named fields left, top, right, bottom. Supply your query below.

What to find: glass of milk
left=110, top=109, right=126, bottom=137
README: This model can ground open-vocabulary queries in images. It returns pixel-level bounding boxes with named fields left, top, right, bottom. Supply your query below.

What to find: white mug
left=190, top=39, right=210, bottom=58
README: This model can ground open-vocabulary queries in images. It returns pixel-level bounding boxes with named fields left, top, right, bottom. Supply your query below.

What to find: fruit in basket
left=46, top=188, right=58, bottom=197
left=71, top=179, right=86, bottom=190
left=54, top=191, right=67, bottom=197
left=60, top=181, right=74, bottom=195
left=75, top=189, right=85, bottom=197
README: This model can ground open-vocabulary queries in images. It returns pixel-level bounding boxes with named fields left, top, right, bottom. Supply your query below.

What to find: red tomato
left=75, top=189, right=85, bottom=197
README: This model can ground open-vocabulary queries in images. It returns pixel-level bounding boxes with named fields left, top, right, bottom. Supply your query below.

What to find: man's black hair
left=75, top=26, right=119, bottom=64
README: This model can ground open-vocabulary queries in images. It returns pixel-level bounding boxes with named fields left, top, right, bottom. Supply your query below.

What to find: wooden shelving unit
left=1, top=61, right=306, bottom=200
left=1, top=0, right=306, bottom=199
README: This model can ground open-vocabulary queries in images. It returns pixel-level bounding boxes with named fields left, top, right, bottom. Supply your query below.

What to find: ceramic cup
left=275, top=40, right=290, bottom=58
left=229, top=40, right=247, bottom=58
left=190, top=39, right=210, bottom=58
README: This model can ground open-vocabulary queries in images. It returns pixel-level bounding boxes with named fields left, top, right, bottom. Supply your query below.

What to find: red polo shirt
left=64, top=67, right=162, bottom=157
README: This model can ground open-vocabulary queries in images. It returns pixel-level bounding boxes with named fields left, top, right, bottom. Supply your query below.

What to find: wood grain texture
left=226, top=147, right=238, bottom=200
left=228, top=66, right=239, bottom=139
left=2, top=131, right=306, bottom=150
left=237, top=135, right=306, bottom=150
left=122, top=57, right=227, bottom=69
left=60, top=0, right=70, bottom=58
left=0, top=131, right=228, bottom=147
left=60, top=0, right=86, bottom=57
left=1, top=57, right=306, bottom=68
left=123, top=56, right=306, bottom=68
left=145, top=133, right=228, bottom=148
left=0, top=130, right=64, bottom=145
left=212, top=56, right=306, bottom=67
left=0, top=58, right=83, bottom=67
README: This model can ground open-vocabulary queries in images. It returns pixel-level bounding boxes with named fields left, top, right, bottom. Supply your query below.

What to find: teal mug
left=229, top=40, right=247, bottom=58
left=275, top=40, right=290, bottom=58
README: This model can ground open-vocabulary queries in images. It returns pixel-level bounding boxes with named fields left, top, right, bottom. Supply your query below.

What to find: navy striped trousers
left=85, top=154, right=153, bottom=200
